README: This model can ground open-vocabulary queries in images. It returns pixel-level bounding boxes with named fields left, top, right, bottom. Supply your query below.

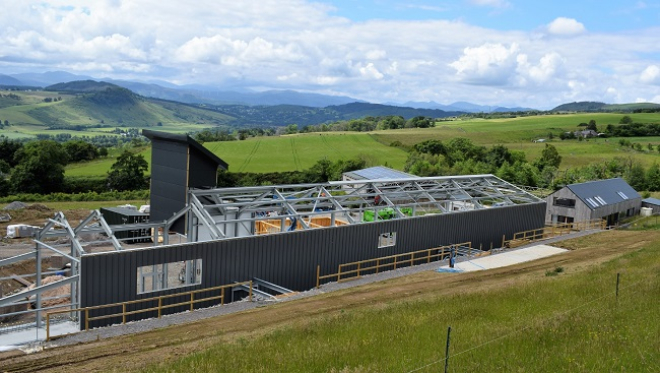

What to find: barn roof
left=565, top=178, right=641, bottom=210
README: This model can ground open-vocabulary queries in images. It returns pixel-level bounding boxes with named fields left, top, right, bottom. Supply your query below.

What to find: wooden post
left=444, top=326, right=452, bottom=373
left=85, top=309, right=90, bottom=331
left=221, top=287, right=226, bottom=305
left=316, top=265, right=321, bottom=288
left=122, top=304, right=126, bottom=324
left=46, top=314, right=51, bottom=342
left=357, top=262, right=362, bottom=278
left=158, top=298, right=162, bottom=318
left=502, top=235, right=505, bottom=248
left=190, top=293, right=194, bottom=311
left=249, top=281, right=253, bottom=301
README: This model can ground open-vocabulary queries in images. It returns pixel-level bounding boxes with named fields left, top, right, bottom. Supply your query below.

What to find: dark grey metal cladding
left=149, top=138, right=189, bottom=227
left=80, top=202, right=545, bottom=328
left=144, top=129, right=228, bottom=233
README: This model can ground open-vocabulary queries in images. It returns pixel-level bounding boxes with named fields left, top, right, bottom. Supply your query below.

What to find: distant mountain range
left=1, top=80, right=464, bottom=128
left=551, top=101, right=660, bottom=112
left=2, top=71, right=530, bottom=112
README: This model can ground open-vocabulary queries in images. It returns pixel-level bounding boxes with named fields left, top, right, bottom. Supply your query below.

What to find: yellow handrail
left=317, top=242, right=471, bottom=287
left=46, top=280, right=253, bottom=341
left=503, top=219, right=607, bottom=248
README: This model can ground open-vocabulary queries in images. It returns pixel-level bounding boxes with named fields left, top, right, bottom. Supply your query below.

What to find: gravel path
left=24, top=229, right=605, bottom=351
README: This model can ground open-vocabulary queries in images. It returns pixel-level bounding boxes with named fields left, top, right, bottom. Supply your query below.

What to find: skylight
left=616, top=191, right=628, bottom=200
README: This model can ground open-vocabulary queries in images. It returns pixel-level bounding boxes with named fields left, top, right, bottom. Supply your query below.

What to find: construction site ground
left=0, top=228, right=655, bottom=372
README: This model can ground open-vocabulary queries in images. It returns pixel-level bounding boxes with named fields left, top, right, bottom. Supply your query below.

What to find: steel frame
left=188, top=174, right=542, bottom=239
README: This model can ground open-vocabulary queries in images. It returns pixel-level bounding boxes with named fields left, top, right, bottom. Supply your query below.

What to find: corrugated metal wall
left=149, top=139, right=188, bottom=226
left=81, top=202, right=546, bottom=327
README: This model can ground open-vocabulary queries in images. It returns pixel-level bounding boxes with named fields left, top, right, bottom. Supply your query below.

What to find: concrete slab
left=439, top=244, right=568, bottom=273
left=0, top=321, right=78, bottom=351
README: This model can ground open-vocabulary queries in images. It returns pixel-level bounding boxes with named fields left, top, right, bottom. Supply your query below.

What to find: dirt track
left=0, top=229, right=655, bottom=372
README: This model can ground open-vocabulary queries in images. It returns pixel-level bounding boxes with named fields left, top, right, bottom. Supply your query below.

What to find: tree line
left=0, top=138, right=148, bottom=196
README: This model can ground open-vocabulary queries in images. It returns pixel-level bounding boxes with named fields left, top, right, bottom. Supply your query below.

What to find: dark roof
left=642, top=197, right=660, bottom=206
left=343, top=166, right=417, bottom=181
left=142, top=129, right=228, bottom=170
left=565, top=178, right=641, bottom=210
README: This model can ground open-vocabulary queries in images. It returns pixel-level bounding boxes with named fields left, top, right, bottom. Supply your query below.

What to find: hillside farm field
left=65, top=133, right=409, bottom=176
left=63, top=112, right=660, bottom=177
left=2, top=230, right=657, bottom=372
left=205, top=133, right=409, bottom=173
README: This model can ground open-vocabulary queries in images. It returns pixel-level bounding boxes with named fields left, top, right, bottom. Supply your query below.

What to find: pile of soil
left=26, top=204, right=52, bottom=212
left=26, top=275, right=70, bottom=308
left=3, top=201, right=27, bottom=211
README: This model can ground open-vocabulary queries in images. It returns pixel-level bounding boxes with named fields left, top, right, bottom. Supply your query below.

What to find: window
left=553, top=198, right=576, bottom=208
left=137, top=259, right=202, bottom=294
left=378, top=232, right=397, bottom=248
left=586, top=198, right=599, bottom=208
left=594, top=196, right=607, bottom=205
left=617, top=191, right=629, bottom=200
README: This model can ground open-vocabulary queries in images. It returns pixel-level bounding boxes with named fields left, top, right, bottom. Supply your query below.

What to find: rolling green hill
left=0, top=87, right=236, bottom=137
left=64, top=112, right=660, bottom=177
left=553, top=101, right=660, bottom=112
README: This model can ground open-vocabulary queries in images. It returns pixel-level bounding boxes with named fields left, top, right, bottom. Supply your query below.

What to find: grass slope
left=143, top=231, right=659, bottom=373
left=0, top=89, right=235, bottom=139
left=205, top=133, right=408, bottom=172
left=1, top=230, right=656, bottom=372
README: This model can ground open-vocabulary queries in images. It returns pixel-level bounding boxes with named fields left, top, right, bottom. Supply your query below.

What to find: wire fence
left=405, top=277, right=645, bottom=373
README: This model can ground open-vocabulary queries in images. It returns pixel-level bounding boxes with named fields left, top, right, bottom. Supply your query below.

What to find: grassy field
left=44, top=111, right=660, bottom=176
left=2, top=230, right=657, bottom=372
left=205, top=133, right=409, bottom=172
left=140, top=232, right=658, bottom=372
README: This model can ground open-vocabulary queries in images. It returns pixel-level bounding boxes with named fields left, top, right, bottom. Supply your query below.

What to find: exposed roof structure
left=565, top=178, right=641, bottom=210
left=142, top=129, right=228, bottom=170
left=343, top=166, right=417, bottom=181
left=189, top=174, right=543, bottom=241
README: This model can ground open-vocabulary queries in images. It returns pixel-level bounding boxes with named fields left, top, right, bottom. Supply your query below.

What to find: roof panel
left=566, top=178, right=641, bottom=210
left=344, top=166, right=417, bottom=181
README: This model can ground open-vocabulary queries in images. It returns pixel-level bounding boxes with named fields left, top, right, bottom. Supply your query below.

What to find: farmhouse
left=545, top=178, right=642, bottom=225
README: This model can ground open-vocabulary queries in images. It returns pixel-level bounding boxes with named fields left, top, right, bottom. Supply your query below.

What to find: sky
left=1, top=0, right=660, bottom=109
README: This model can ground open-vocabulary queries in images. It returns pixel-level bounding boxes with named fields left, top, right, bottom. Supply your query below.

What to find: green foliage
left=10, top=140, right=69, bottom=194
left=64, top=140, right=99, bottom=162
left=646, top=163, right=660, bottom=191
left=107, top=150, right=149, bottom=191
left=619, top=115, right=633, bottom=124
left=0, top=137, right=23, bottom=167
left=534, top=143, right=562, bottom=171
left=625, top=163, right=646, bottom=191
left=0, top=189, right=149, bottom=203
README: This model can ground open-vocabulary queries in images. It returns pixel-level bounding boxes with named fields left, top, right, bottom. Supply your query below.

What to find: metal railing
left=45, top=280, right=253, bottom=341
left=316, top=242, right=472, bottom=287
left=503, top=219, right=607, bottom=248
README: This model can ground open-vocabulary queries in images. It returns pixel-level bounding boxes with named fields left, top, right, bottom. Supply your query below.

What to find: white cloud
left=449, top=43, right=520, bottom=85
left=0, top=1, right=658, bottom=108
left=547, top=17, right=586, bottom=36
left=359, top=63, right=384, bottom=80
left=640, top=65, right=660, bottom=84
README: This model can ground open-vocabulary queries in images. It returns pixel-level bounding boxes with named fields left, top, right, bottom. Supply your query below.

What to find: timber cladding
left=81, top=202, right=546, bottom=327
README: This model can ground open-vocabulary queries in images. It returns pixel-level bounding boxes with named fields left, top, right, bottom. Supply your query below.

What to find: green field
left=143, top=232, right=659, bottom=372
left=54, top=112, right=660, bottom=176
left=205, top=133, right=409, bottom=172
